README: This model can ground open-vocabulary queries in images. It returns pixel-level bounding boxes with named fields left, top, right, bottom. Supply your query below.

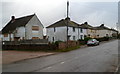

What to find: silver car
left=87, top=39, right=99, bottom=46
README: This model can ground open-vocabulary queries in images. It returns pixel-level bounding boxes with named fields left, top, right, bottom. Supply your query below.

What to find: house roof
left=110, top=28, right=118, bottom=32
left=94, top=24, right=111, bottom=30
left=2, top=14, right=35, bottom=34
left=79, top=22, right=95, bottom=29
left=46, top=17, right=79, bottom=28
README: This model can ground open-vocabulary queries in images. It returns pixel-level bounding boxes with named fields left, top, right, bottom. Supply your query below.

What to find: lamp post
left=66, top=1, right=69, bottom=48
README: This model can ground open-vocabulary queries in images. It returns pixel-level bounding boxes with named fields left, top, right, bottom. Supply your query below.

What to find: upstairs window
left=32, top=26, right=39, bottom=31
left=73, top=27, right=75, bottom=32
left=80, top=28, right=83, bottom=33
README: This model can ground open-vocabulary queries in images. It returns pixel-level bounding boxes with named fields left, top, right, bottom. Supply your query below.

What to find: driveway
left=3, top=40, right=118, bottom=72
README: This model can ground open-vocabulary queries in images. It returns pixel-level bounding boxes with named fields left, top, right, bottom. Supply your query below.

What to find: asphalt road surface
left=3, top=40, right=118, bottom=72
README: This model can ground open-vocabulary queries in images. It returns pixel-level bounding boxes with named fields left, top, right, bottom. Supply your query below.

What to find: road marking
left=60, top=62, right=65, bottom=64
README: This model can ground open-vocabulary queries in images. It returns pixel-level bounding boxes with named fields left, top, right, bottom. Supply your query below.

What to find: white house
left=46, top=17, right=87, bottom=42
left=94, top=24, right=118, bottom=38
left=79, top=22, right=96, bottom=38
left=1, top=14, right=44, bottom=41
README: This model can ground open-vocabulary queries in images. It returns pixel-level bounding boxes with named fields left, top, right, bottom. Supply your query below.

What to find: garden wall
left=2, top=41, right=80, bottom=50
left=58, top=41, right=79, bottom=49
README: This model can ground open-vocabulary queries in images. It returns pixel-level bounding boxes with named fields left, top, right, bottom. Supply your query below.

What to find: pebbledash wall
left=47, top=26, right=86, bottom=42
left=25, top=15, right=43, bottom=39
left=95, top=29, right=112, bottom=38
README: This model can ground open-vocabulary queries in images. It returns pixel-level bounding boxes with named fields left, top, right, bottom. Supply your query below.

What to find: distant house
left=94, top=24, right=118, bottom=38
left=79, top=22, right=96, bottom=38
left=1, top=14, right=44, bottom=41
left=110, top=28, right=118, bottom=37
left=46, top=17, right=87, bottom=42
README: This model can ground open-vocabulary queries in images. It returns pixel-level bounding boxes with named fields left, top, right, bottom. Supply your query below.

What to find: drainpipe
left=25, top=26, right=27, bottom=40
left=78, top=27, right=79, bottom=40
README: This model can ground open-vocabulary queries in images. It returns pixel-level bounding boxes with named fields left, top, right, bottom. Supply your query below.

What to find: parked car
left=87, top=39, right=99, bottom=46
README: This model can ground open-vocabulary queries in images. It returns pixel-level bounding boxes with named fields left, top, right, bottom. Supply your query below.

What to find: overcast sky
left=1, top=0, right=119, bottom=34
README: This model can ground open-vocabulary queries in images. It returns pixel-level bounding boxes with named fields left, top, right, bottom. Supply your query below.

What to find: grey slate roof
left=46, top=17, right=79, bottom=28
left=110, top=28, right=118, bottom=32
left=79, top=22, right=95, bottom=29
left=94, top=24, right=111, bottom=30
left=2, top=14, right=35, bottom=34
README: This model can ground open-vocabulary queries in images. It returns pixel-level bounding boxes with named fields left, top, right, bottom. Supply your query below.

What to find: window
left=88, top=34, right=90, bottom=37
left=84, top=35, right=87, bottom=38
left=67, top=35, right=71, bottom=40
left=32, top=37, right=39, bottom=39
left=106, top=34, right=108, bottom=37
left=91, top=30, right=92, bottom=32
left=73, top=36, right=75, bottom=40
left=54, top=27, right=56, bottom=32
left=53, top=37, right=54, bottom=42
left=80, top=28, right=83, bottom=33
left=80, top=35, right=83, bottom=40
left=73, top=27, right=75, bottom=32
left=4, top=34, right=8, bottom=37
left=32, top=26, right=39, bottom=30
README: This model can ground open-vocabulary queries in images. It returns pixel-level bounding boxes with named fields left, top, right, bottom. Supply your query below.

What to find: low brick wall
left=58, top=41, right=79, bottom=49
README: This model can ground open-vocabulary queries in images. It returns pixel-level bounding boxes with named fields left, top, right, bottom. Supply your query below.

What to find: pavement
left=2, top=40, right=119, bottom=72
left=2, top=51, right=56, bottom=64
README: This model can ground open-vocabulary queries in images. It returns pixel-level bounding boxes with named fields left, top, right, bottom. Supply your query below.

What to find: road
left=3, top=40, right=118, bottom=72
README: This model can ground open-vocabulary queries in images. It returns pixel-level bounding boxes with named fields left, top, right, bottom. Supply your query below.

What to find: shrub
left=95, top=36, right=110, bottom=42
left=84, top=37, right=92, bottom=42
left=54, top=41, right=63, bottom=46
left=78, top=37, right=92, bottom=45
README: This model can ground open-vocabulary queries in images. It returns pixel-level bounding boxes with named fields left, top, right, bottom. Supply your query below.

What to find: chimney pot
left=11, top=16, right=15, bottom=20
left=101, top=24, right=104, bottom=27
left=84, top=22, right=88, bottom=25
left=65, top=17, right=70, bottom=21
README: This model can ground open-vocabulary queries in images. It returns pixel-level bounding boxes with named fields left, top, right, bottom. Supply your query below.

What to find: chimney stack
left=11, top=16, right=15, bottom=20
left=65, top=17, right=70, bottom=21
left=11, top=16, right=15, bottom=22
left=84, top=22, right=88, bottom=25
left=100, top=24, right=104, bottom=27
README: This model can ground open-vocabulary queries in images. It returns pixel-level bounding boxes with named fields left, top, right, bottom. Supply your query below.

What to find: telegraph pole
left=66, top=0, right=69, bottom=48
